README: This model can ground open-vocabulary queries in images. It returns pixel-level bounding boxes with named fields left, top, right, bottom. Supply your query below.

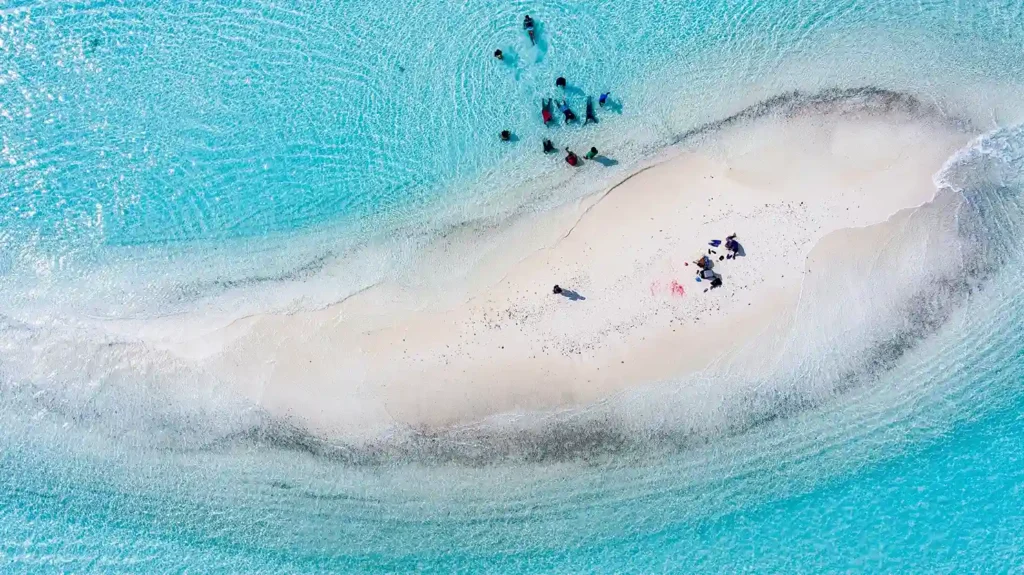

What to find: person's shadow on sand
left=560, top=289, right=585, bottom=301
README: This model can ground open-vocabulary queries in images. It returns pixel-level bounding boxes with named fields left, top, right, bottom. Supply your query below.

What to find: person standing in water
left=543, top=139, right=556, bottom=153
left=500, top=130, right=511, bottom=141
left=542, top=99, right=553, bottom=125
left=556, top=76, right=567, bottom=88
left=523, top=15, right=536, bottom=44
left=599, top=92, right=611, bottom=107
left=585, top=146, right=599, bottom=160
left=494, top=49, right=503, bottom=60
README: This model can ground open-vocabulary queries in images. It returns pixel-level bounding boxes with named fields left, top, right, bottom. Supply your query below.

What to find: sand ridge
left=185, top=103, right=974, bottom=439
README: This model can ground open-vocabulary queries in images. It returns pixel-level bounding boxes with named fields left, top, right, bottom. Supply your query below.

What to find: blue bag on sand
left=708, top=239, right=722, bottom=247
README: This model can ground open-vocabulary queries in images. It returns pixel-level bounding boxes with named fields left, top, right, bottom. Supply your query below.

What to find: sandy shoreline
left=152, top=100, right=975, bottom=440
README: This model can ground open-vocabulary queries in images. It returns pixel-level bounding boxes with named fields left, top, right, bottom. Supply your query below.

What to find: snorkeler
left=543, top=139, right=556, bottom=153
left=523, top=15, right=536, bottom=44
left=542, top=99, right=553, bottom=125
left=565, top=148, right=579, bottom=166
left=558, top=100, right=576, bottom=123
left=584, top=96, right=597, bottom=124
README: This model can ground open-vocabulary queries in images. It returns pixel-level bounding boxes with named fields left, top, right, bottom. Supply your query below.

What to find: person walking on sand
left=552, top=285, right=563, bottom=294
left=565, top=148, right=579, bottom=166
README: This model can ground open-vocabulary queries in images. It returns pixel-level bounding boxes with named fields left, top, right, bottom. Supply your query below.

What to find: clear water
left=3, top=0, right=1024, bottom=572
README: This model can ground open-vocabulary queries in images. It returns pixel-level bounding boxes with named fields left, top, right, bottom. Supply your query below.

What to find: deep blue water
left=3, top=0, right=1024, bottom=572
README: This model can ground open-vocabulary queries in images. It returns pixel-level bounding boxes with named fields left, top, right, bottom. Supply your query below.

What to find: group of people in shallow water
left=494, top=15, right=613, bottom=167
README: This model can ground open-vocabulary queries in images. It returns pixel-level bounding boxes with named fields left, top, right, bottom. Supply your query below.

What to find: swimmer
left=584, top=96, right=597, bottom=124
left=523, top=15, right=536, bottom=44
left=558, top=100, right=576, bottom=122
left=565, top=148, right=579, bottom=166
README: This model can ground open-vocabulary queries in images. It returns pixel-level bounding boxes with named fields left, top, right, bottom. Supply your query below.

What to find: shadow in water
left=594, top=156, right=619, bottom=167
left=528, top=21, right=548, bottom=61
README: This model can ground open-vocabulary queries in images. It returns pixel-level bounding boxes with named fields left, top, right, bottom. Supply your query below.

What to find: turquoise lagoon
left=2, top=0, right=1024, bottom=572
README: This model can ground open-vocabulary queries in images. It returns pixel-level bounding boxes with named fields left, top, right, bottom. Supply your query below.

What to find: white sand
left=168, top=107, right=971, bottom=439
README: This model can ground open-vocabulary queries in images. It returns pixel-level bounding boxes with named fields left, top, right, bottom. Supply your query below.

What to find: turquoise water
left=3, top=0, right=1024, bottom=572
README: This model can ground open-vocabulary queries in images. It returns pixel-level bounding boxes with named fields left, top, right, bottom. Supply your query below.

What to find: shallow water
left=3, top=0, right=1024, bottom=572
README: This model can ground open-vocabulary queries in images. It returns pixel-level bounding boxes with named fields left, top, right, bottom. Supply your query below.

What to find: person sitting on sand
left=565, top=148, right=579, bottom=166
left=585, top=97, right=597, bottom=124
left=694, top=255, right=712, bottom=269
left=494, top=49, right=503, bottom=60
left=543, top=139, right=556, bottom=153
left=556, top=76, right=567, bottom=88
left=599, top=91, right=610, bottom=107
left=558, top=100, right=576, bottom=122
left=542, top=99, right=553, bottom=125
left=584, top=146, right=599, bottom=160
left=500, top=130, right=511, bottom=141
left=725, top=233, right=740, bottom=255
left=523, top=15, right=536, bottom=44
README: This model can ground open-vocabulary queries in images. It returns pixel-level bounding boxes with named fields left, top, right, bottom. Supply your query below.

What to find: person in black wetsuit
left=523, top=15, right=536, bottom=44
left=558, top=100, right=576, bottom=123
left=543, top=139, right=556, bottom=153
left=584, top=96, right=597, bottom=124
